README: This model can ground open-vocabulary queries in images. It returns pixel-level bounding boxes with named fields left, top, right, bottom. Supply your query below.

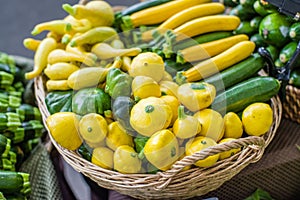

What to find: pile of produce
left=0, top=52, right=44, bottom=199
left=24, top=0, right=280, bottom=174
left=225, top=0, right=300, bottom=88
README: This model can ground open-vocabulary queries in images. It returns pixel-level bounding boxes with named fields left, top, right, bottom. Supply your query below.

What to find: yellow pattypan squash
left=130, top=97, right=173, bottom=137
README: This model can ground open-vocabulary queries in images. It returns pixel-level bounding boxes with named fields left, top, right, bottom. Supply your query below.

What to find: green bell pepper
left=45, top=90, right=73, bottom=114
left=105, top=68, right=133, bottom=99
left=72, top=87, right=111, bottom=116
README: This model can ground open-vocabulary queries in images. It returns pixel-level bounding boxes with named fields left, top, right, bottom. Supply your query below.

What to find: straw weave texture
left=283, top=85, right=300, bottom=124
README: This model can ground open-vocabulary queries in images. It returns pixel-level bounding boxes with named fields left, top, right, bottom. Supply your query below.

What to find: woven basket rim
left=283, top=84, right=300, bottom=124
left=34, top=73, right=282, bottom=199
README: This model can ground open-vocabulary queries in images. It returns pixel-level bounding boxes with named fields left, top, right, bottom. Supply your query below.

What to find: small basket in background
left=283, top=85, right=300, bottom=124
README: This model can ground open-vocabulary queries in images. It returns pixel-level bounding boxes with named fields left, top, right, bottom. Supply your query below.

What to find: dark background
left=0, top=0, right=139, bottom=58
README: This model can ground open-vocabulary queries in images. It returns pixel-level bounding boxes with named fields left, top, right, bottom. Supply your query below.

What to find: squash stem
left=176, top=52, right=186, bottom=64
left=138, top=148, right=145, bottom=160
left=175, top=71, right=187, bottom=85
left=62, top=4, right=75, bottom=16
left=177, top=105, right=186, bottom=120
left=162, top=30, right=176, bottom=58
left=121, top=16, right=134, bottom=31
left=145, top=105, right=154, bottom=113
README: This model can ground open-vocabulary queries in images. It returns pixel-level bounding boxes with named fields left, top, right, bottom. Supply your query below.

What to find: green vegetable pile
left=226, top=0, right=300, bottom=88
left=0, top=51, right=45, bottom=199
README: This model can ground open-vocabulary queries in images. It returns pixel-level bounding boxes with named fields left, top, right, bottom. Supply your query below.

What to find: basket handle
left=155, top=136, right=265, bottom=190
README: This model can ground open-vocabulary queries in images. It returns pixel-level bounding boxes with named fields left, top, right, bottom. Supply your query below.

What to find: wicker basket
left=32, top=0, right=283, bottom=198
left=34, top=74, right=282, bottom=199
left=283, top=85, right=300, bottom=124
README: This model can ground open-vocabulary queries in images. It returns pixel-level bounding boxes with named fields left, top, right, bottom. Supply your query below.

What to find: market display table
left=52, top=118, right=300, bottom=200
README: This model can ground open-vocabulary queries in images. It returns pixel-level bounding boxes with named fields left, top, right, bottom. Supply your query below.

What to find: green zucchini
left=212, top=76, right=280, bottom=114
left=0, top=134, right=11, bottom=157
left=3, top=120, right=44, bottom=144
left=289, top=69, right=300, bottom=87
left=250, top=33, right=267, bottom=47
left=0, top=92, right=22, bottom=112
left=0, top=71, right=14, bottom=89
left=221, top=0, right=238, bottom=7
left=10, top=145, right=24, bottom=169
left=259, top=13, right=292, bottom=48
left=173, top=31, right=233, bottom=52
left=0, top=112, right=22, bottom=132
left=289, top=22, right=300, bottom=41
left=0, top=171, right=31, bottom=196
left=265, top=44, right=280, bottom=62
left=0, top=153, right=16, bottom=171
left=120, top=0, right=172, bottom=16
left=274, top=58, right=285, bottom=68
left=19, top=138, right=39, bottom=156
left=229, top=4, right=256, bottom=21
left=240, top=0, right=256, bottom=8
left=253, top=0, right=277, bottom=17
left=250, top=16, right=263, bottom=30
left=17, top=104, right=41, bottom=122
left=204, top=53, right=265, bottom=92
left=279, top=41, right=298, bottom=63
left=233, top=21, right=256, bottom=36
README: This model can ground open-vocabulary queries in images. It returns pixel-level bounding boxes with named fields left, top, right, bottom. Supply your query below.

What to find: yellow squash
left=178, top=40, right=256, bottom=83
left=130, top=97, right=173, bottom=137
left=125, top=0, right=212, bottom=28
left=25, top=37, right=57, bottom=80
left=91, top=42, right=141, bottom=60
left=62, top=1, right=115, bottom=27
left=173, top=105, right=201, bottom=139
left=69, top=26, right=118, bottom=47
left=185, top=136, right=219, bottom=168
left=47, top=49, right=97, bottom=67
left=46, top=80, right=71, bottom=91
left=79, top=113, right=108, bottom=146
left=242, top=102, right=273, bottom=136
left=141, top=2, right=225, bottom=41
left=46, top=112, right=82, bottom=150
left=172, top=15, right=241, bottom=42
left=114, top=145, right=142, bottom=174
left=193, top=109, right=225, bottom=142
left=121, top=56, right=131, bottom=72
left=177, top=34, right=249, bottom=63
left=129, top=52, right=165, bottom=83
left=106, top=121, right=134, bottom=151
left=23, top=38, right=41, bottom=51
left=223, top=112, right=243, bottom=139
left=91, top=147, right=114, bottom=170
left=67, top=58, right=122, bottom=90
left=44, top=62, right=80, bottom=80
left=218, top=138, right=241, bottom=160
left=177, top=82, right=216, bottom=112
left=144, top=129, right=179, bottom=171
left=159, top=80, right=179, bottom=97
left=65, top=42, right=98, bottom=61
left=131, top=75, right=161, bottom=100
left=160, top=95, right=180, bottom=124
left=31, top=19, right=72, bottom=36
